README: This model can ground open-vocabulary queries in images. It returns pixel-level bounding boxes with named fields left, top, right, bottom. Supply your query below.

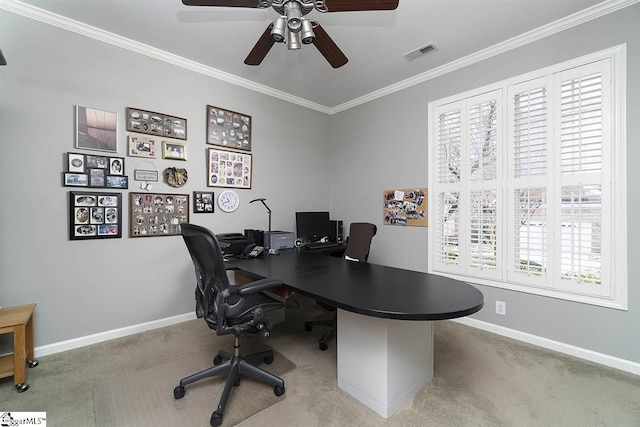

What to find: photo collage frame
left=64, top=152, right=129, bottom=189
left=206, top=105, right=251, bottom=151
left=69, top=191, right=122, bottom=240
left=193, top=191, right=214, bottom=213
left=129, top=192, right=189, bottom=237
left=207, top=148, right=252, bottom=189
left=126, top=107, right=187, bottom=140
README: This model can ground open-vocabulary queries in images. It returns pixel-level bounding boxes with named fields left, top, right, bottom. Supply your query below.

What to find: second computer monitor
left=295, top=211, right=331, bottom=243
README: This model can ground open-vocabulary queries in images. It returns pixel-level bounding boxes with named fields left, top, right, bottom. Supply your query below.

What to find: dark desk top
left=233, top=249, right=484, bottom=321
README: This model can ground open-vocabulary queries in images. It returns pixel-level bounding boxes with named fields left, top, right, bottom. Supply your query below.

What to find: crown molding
left=0, top=0, right=332, bottom=114
left=1, top=0, right=637, bottom=115
left=328, top=0, right=640, bottom=114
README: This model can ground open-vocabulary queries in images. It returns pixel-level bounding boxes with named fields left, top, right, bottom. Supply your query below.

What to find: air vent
left=403, top=43, right=438, bottom=61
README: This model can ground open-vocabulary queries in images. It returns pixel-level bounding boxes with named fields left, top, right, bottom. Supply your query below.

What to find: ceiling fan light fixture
left=300, top=18, right=315, bottom=44
left=285, top=1, right=303, bottom=33
left=287, top=29, right=302, bottom=50
left=271, top=16, right=287, bottom=42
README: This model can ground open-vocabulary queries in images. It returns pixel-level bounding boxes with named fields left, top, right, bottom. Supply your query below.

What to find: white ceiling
left=5, top=0, right=621, bottom=111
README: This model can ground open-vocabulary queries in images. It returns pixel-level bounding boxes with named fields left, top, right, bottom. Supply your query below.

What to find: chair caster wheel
left=211, top=411, right=223, bottom=426
left=213, top=355, right=223, bottom=365
left=173, top=385, right=185, bottom=399
left=234, top=378, right=240, bottom=387
left=264, top=356, right=273, bottom=365
left=27, top=359, right=39, bottom=368
left=16, top=383, right=29, bottom=393
left=319, top=342, right=328, bottom=351
left=274, top=385, right=285, bottom=396
left=304, top=324, right=312, bottom=331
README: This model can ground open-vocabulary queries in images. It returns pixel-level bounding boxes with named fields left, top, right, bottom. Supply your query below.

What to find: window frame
left=427, top=45, right=627, bottom=310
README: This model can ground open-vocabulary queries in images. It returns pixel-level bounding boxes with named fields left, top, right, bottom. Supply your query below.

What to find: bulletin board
left=383, top=188, right=428, bottom=227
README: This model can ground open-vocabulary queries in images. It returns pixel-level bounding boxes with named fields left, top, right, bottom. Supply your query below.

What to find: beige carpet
left=2, top=295, right=640, bottom=427
left=93, top=345, right=295, bottom=427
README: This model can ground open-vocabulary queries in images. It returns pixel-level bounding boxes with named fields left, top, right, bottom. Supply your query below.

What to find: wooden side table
left=0, top=303, right=38, bottom=392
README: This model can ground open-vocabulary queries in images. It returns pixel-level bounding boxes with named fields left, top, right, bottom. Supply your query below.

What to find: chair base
left=174, top=339, right=285, bottom=427
left=304, top=314, right=336, bottom=351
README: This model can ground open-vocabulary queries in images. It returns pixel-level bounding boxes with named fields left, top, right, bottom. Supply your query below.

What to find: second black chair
left=174, top=223, right=286, bottom=427
left=304, top=222, right=377, bottom=351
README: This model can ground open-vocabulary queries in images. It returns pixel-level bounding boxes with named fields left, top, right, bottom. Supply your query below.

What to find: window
left=428, top=46, right=627, bottom=309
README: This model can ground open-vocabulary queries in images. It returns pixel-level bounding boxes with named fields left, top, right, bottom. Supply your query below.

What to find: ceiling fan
left=181, top=0, right=399, bottom=68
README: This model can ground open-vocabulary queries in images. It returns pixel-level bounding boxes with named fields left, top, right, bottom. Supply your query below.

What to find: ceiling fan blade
left=312, top=23, right=348, bottom=69
left=182, top=0, right=260, bottom=7
left=244, top=24, right=276, bottom=66
left=323, top=0, right=399, bottom=12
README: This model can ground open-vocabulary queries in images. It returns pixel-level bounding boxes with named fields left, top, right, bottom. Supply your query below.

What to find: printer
left=216, top=233, right=255, bottom=255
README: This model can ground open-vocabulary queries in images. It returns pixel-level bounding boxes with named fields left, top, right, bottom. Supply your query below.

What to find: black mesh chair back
left=180, top=223, right=229, bottom=329
left=181, top=223, right=283, bottom=336
left=176, top=223, right=286, bottom=426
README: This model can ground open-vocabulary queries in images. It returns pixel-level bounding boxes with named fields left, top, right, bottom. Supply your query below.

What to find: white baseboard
left=34, top=312, right=197, bottom=358
left=31, top=311, right=640, bottom=378
left=453, top=317, right=640, bottom=376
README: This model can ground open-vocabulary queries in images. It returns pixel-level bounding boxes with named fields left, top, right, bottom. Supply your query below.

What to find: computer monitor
left=295, top=211, right=331, bottom=243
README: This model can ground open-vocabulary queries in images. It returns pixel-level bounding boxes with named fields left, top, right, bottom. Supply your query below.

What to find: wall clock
left=218, top=190, right=240, bottom=213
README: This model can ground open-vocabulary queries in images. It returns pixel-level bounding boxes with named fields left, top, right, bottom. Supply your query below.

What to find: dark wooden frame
left=206, top=105, right=252, bottom=151
left=129, top=192, right=189, bottom=237
left=207, top=147, right=252, bottom=189
left=126, top=107, right=187, bottom=140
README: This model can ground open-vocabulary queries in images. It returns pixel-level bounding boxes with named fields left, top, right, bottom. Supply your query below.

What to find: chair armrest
left=235, top=278, right=284, bottom=297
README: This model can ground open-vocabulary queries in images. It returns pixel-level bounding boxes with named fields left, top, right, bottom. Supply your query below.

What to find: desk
left=0, top=303, right=39, bottom=392
left=233, top=250, right=483, bottom=417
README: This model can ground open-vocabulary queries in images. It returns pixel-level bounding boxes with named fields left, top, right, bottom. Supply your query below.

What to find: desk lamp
left=249, top=197, right=271, bottom=237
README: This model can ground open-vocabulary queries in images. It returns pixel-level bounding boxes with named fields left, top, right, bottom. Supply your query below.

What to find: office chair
left=174, top=223, right=286, bottom=427
left=304, top=222, right=377, bottom=351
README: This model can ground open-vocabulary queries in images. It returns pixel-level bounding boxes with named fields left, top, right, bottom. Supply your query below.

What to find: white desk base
left=336, top=309, right=434, bottom=418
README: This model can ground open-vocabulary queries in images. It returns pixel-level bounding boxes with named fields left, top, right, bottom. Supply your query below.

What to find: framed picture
left=106, top=175, right=129, bottom=189
left=128, top=135, right=157, bottom=158
left=85, top=155, right=108, bottom=169
left=162, top=141, right=187, bottom=161
left=109, top=157, right=124, bottom=175
left=134, top=169, right=159, bottom=182
left=207, top=148, right=252, bottom=189
left=68, top=153, right=86, bottom=173
left=126, top=107, right=187, bottom=140
left=193, top=191, right=214, bottom=213
left=63, top=172, right=88, bottom=187
left=75, top=106, right=118, bottom=152
left=65, top=152, right=127, bottom=188
left=129, top=192, right=189, bottom=237
left=69, top=191, right=122, bottom=240
left=89, top=168, right=106, bottom=187
left=206, top=105, right=251, bottom=151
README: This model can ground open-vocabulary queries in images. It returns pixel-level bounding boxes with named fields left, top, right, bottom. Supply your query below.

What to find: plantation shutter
left=506, top=77, right=552, bottom=286
left=465, top=91, right=502, bottom=280
left=433, top=102, right=464, bottom=273
left=429, top=50, right=624, bottom=308
left=553, top=60, right=611, bottom=297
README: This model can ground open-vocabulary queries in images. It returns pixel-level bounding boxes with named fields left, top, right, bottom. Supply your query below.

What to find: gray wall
left=0, top=11, right=330, bottom=347
left=1, top=4, right=638, bottom=366
left=329, top=4, right=640, bottom=363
